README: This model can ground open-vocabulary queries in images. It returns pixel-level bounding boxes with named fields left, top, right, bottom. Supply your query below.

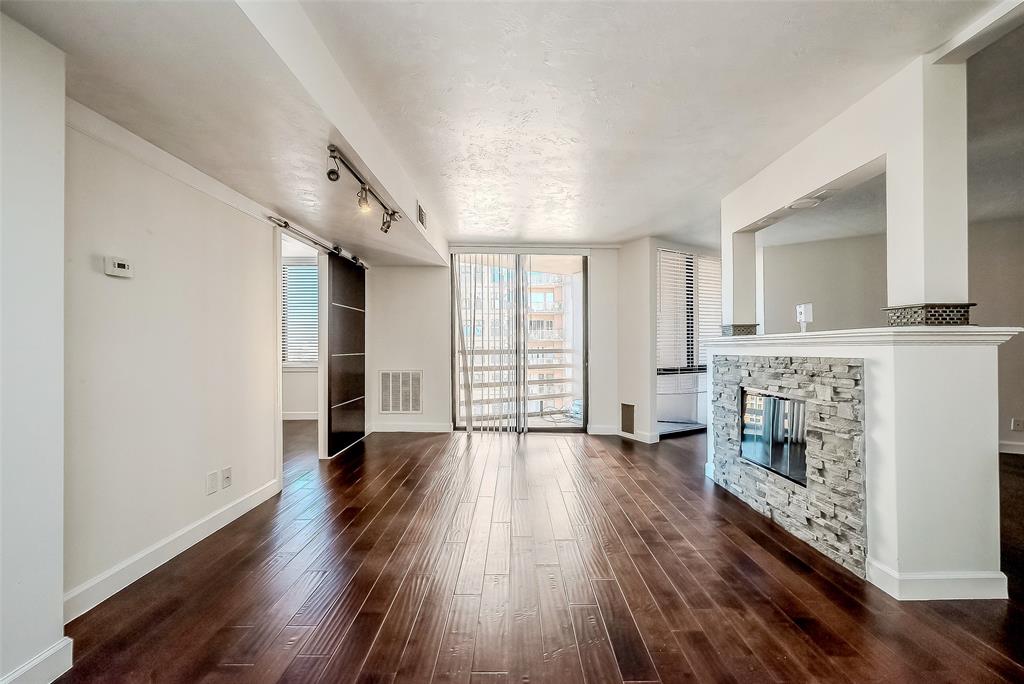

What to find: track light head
left=357, top=185, right=371, bottom=213
left=326, top=144, right=342, bottom=182
left=381, top=210, right=394, bottom=234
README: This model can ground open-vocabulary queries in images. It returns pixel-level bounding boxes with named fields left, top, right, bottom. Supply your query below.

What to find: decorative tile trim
left=882, top=303, right=975, bottom=326
left=721, top=323, right=758, bottom=336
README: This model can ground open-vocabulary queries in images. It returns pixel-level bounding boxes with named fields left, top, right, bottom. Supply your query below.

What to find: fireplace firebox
left=739, top=389, right=807, bottom=486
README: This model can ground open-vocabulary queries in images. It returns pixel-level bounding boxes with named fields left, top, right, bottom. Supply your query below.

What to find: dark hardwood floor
left=1003, top=453, right=1024, bottom=603
left=283, top=419, right=319, bottom=472
left=59, top=425, right=1024, bottom=683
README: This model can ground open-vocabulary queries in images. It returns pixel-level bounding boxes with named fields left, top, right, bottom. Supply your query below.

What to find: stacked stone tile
left=711, top=355, right=866, bottom=576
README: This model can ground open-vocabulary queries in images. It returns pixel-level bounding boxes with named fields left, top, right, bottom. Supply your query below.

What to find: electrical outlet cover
left=1012, top=418, right=1024, bottom=432
left=206, top=471, right=219, bottom=495
left=221, top=467, right=232, bottom=488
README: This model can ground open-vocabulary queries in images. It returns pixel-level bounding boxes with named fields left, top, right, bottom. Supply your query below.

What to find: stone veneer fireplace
left=712, top=355, right=866, bottom=576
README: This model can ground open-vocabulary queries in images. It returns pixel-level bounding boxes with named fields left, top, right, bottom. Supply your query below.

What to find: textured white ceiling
left=752, top=18, right=1024, bottom=248
left=2, top=0, right=445, bottom=266
left=756, top=174, right=886, bottom=247
left=304, top=0, right=991, bottom=248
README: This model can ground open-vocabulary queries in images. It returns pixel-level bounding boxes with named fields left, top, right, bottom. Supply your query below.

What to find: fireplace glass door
left=739, top=390, right=807, bottom=485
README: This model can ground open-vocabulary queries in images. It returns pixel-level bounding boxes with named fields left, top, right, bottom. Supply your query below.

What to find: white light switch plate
left=206, top=471, right=219, bottom=495
left=796, top=302, right=813, bottom=323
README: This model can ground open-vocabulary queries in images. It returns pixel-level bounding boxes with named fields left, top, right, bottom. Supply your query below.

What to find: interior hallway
left=58, top=427, right=1024, bottom=683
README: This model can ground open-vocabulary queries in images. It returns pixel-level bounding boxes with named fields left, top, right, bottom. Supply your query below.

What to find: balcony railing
left=528, top=329, right=563, bottom=340
left=463, top=347, right=573, bottom=355
left=529, top=302, right=562, bottom=312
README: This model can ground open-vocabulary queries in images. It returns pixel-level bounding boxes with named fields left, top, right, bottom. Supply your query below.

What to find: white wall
left=970, top=221, right=1024, bottom=451
left=617, top=238, right=657, bottom=442
left=760, top=234, right=888, bottom=333
left=365, top=266, right=452, bottom=432
left=62, top=103, right=280, bottom=620
left=282, top=367, right=318, bottom=419
left=364, top=249, right=622, bottom=436
left=0, top=15, right=74, bottom=682
left=586, top=248, right=619, bottom=434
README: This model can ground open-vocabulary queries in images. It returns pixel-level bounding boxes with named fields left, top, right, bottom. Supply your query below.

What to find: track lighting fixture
left=325, top=143, right=401, bottom=235
left=357, top=185, right=371, bottom=213
left=326, top=156, right=341, bottom=182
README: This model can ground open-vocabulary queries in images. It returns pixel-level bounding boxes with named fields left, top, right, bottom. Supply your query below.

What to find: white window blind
left=656, top=249, right=696, bottom=393
left=282, top=256, right=318, bottom=365
left=696, top=254, right=722, bottom=365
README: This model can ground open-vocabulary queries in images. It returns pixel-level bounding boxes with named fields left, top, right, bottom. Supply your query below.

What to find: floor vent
left=380, top=370, right=422, bottom=414
left=621, top=403, right=635, bottom=434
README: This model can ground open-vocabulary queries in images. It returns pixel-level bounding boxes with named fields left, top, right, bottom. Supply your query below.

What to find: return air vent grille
left=380, top=370, right=422, bottom=414
left=417, top=202, right=427, bottom=230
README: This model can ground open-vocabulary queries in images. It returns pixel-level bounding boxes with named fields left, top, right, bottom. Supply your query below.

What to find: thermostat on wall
left=104, top=256, right=134, bottom=278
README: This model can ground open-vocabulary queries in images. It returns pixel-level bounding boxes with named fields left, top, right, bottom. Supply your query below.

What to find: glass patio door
left=452, top=253, right=586, bottom=432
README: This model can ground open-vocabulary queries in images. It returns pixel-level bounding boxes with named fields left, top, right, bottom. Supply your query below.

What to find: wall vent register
left=380, top=370, right=422, bottom=414
left=417, top=202, right=427, bottom=229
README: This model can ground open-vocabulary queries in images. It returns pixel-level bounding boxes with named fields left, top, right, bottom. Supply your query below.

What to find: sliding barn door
left=328, top=254, right=365, bottom=456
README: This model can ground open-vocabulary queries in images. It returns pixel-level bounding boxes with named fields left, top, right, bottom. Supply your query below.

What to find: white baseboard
left=368, top=422, right=453, bottom=433
left=704, top=461, right=716, bottom=479
left=0, top=637, right=72, bottom=684
left=586, top=424, right=618, bottom=435
left=618, top=430, right=659, bottom=444
left=282, top=411, right=317, bottom=421
left=865, top=558, right=1008, bottom=600
left=63, top=479, right=281, bottom=622
left=1000, top=440, right=1024, bottom=455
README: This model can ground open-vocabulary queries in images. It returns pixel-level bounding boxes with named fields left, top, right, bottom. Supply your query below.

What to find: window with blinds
left=656, top=249, right=696, bottom=372
left=656, top=249, right=722, bottom=393
left=282, top=256, right=319, bottom=365
left=696, top=254, right=722, bottom=365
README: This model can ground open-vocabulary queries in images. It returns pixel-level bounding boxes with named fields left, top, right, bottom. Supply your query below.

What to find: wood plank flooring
left=60, top=425, right=1024, bottom=683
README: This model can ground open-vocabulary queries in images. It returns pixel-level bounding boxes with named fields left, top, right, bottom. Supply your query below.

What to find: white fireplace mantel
left=704, top=325, right=1022, bottom=600
left=704, top=326, right=1021, bottom=347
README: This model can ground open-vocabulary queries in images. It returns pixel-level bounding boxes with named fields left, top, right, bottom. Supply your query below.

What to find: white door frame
left=276, top=228, right=330, bottom=474
left=273, top=226, right=285, bottom=486
left=317, top=251, right=329, bottom=460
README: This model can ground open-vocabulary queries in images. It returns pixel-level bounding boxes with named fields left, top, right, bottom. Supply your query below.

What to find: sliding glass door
left=452, top=253, right=586, bottom=432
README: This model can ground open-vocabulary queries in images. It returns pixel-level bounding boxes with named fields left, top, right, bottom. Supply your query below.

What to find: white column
left=720, top=227, right=757, bottom=330
left=0, top=15, right=73, bottom=682
left=885, top=60, right=969, bottom=306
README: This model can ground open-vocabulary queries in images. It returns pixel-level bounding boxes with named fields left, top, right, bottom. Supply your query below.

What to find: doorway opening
left=655, top=248, right=720, bottom=437
left=452, top=252, right=587, bottom=433
left=280, top=232, right=325, bottom=470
